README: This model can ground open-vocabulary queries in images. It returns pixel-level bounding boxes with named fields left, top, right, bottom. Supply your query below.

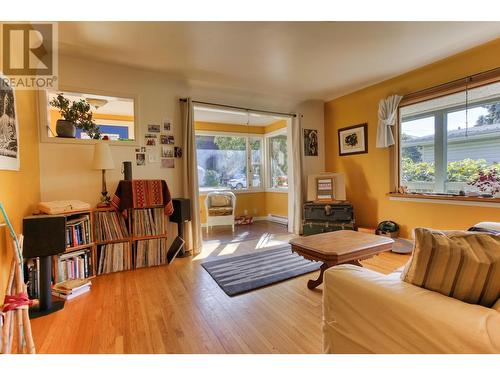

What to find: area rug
left=201, top=245, right=321, bottom=296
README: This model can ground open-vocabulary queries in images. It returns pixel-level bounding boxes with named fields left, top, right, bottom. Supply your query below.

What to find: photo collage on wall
left=135, top=118, right=182, bottom=168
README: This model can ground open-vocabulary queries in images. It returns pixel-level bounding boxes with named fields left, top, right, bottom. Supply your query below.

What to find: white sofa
left=323, top=264, right=500, bottom=354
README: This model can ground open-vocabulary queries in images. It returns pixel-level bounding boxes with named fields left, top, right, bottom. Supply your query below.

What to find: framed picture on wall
left=303, top=129, right=318, bottom=156
left=338, top=123, right=368, bottom=156
left=0, top=77, right=20, bottom=171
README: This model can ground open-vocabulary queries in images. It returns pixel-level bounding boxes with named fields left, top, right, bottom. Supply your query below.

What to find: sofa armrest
left=323, top=265, right=500, bottom=353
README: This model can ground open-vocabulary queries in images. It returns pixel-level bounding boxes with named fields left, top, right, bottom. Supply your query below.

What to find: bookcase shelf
left=94, top=206, right=169, bottom=275
left=64, top=243, right=95, bottom=253
left=23, top=206, right=169, bottom=295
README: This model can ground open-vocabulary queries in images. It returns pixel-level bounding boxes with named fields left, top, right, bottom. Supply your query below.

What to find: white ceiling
left=194, top=105, right=285, bottom=126
left=58, top=22, right=500, bottom=101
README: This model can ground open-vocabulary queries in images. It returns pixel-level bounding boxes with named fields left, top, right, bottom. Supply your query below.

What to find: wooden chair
left=205, top=191, right=236, bottom=233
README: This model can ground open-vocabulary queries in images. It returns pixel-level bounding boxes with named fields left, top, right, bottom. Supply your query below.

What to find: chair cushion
left=208, top=207, right=233, bottom=216
left=210, top=195, right=232, bottom=207
left=401, top=228, right=500, bottom=307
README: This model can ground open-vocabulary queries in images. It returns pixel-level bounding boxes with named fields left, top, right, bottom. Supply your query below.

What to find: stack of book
left=97, top=242, right=133, bottom=275
left=66, top=215, right=91, bottom=248
left=132, top=207, right=165, bottom=236
left=94, top=210, right=129, bottom=242
left=57, top=249, right=93, bottom=282
left=135, top=238, right=168, bottom=268
left=52, top=278, right=92, bottom=300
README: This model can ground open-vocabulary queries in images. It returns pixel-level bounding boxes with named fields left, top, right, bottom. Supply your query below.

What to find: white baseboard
left=266, top=214, right=288, bottom=225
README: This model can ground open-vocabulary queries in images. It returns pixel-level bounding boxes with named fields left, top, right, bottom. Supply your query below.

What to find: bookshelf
left=24, top=206, right=170, bottom=298
left=94, top=206, right=169, bottom=275
left=54, top=210, right=95, bottom=284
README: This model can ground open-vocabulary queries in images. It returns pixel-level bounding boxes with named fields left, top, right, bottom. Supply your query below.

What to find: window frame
left=393, top=69, right=500, bottom=203
left=264, top=127, right=289, bottom=192
left=195, top=130, right=265, bottom=193
left=38, top=86, right=139, bottom=146
left=195, top=128, right=289, bottom=194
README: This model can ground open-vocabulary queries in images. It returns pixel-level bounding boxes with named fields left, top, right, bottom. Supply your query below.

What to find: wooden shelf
left=64, top=243, right=95, bottom=253
left=95, top=238, right=131, bottom=245
left=132, top=234, right=168, bottom=241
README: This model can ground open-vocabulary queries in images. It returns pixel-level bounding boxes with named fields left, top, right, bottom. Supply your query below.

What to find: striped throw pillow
left=401, top=228, right=500, bottom=307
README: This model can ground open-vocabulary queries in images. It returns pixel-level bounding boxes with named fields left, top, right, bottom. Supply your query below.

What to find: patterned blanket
left=111, top=180, right=174, bottom=216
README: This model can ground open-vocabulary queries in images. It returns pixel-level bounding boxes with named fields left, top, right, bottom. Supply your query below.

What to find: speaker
left=123, top=161, right=132, bottom=181
left=23, top=215, right=67, bottom=258
left=170, top=198, right=191, bottom=223
left=169, top=198, right=191, bottom=259
left=23, top=215, right=67, bottom=318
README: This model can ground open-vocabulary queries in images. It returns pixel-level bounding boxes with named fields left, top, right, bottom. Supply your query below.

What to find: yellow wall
left=0, top=90, right=41, bottom=302
left=199, top=192, right=288, bottom=224
left=195, top=121, right=265, bottom=134
left=324, top=38, right=500, bottom=239
left=264, top=119, right=287, bottom=133
left=195, top=119, right=287, bottom=134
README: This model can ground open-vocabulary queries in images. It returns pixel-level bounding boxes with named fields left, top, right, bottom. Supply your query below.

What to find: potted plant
left=49, top=93, right=102, bottom=139
left=469, top=168, right=500, bottom=197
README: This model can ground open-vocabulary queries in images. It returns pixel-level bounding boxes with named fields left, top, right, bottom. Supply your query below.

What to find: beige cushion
left=38, top=200, right=91, bottom=214
left=401, top=228, right=500, bottom=307
left=210, top=195, right=231, bottom=207
left=208, top=207, right=233, bottom=216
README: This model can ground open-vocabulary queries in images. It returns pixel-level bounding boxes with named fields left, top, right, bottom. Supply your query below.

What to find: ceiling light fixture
left=86, top=98, right=108, bottom=110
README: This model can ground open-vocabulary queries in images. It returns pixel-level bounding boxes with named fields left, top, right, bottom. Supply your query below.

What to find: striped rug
left=201, top=245, right=321, bottom=296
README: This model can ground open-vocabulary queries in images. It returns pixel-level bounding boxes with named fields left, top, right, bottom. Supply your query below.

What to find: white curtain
left=181, top=98, right=203, bottom=255
left=376, top=95, right=403, bottom=148
left=288, top=114, right=303, bottom=235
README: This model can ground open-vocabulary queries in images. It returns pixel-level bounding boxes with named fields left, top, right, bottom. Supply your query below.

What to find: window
left=195, top=129, right=289, bottom=192
left=399, top=80, right=500, bottom=195
left=268, top=133, right=288, bottom=189
left=196, top=134, right=265, bottom=191
left=41, top=89, right=136, bottom=143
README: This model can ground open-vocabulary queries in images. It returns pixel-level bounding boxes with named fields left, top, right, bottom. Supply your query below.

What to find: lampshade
left=92, top=143, right=115, bottom=170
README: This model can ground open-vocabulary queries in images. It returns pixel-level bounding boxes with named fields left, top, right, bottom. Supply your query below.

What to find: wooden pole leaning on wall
left=0, top=236, right=36, bottom=354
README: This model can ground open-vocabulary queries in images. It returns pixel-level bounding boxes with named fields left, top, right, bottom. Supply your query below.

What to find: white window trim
left=196, top=129, right=289, bottom=193
left=38, top=86, right=139, bottom=146
left=398, top=88, right=500, bottom=197
left=264, top=128, right=289, bottom=191
left=196, top=130, right=265, bottom=192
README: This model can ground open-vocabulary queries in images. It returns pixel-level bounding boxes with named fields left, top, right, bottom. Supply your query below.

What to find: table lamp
left=92, top=142, right=115, bottom=206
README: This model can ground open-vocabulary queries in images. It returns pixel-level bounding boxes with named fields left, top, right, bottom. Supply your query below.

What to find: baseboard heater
left=267, top=214, right=288, bottom=225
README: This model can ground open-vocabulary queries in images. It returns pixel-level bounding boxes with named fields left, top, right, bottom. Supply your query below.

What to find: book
left=65, top=214, right=92, bottom=248
left=97, top=242, right=132, bottom=275
left=94, top=210, right=129, bottom=242
left=53, top=278, right=91, bottom=293
left=52, top=285, right=91, bottom=300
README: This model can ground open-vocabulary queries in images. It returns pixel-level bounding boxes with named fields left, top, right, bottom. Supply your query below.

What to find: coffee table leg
left=307, top=262, right=331, bottom=289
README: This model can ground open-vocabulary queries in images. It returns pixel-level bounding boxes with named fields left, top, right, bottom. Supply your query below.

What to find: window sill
left=387, top=192, right=500, bottom=207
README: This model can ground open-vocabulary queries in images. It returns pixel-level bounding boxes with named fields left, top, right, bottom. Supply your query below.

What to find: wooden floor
left=30, top=222, right=409, bottom=354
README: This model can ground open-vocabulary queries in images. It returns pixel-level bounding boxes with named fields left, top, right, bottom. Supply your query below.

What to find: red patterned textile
left=111, top=180, right=174, bottom=216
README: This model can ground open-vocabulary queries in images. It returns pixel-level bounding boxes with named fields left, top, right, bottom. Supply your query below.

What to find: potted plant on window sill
left=49, top=93, right=102, bottom=139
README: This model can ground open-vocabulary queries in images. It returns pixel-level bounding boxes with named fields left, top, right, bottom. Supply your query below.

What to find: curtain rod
left=179, top=98, right=297, bottom=118
left=403, top=66, right=500, bottom=100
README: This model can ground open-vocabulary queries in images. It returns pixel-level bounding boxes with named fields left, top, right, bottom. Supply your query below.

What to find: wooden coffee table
left=289, top=230, right=394, bottom=289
